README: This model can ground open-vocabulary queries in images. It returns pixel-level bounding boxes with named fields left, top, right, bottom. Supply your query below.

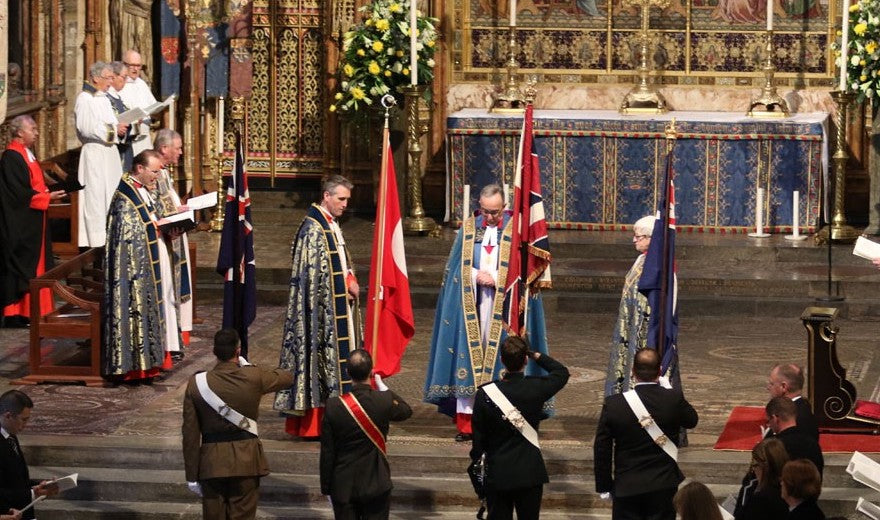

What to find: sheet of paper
left=858, top=497, right=880, bottom=520
left=186, top=192, right=218, bottom=211
left=116, top=106, right=148, bottom=125
left=144, top=94, right=177, bottom=115
left=53, top=472, right=78, bottom=492
left=853, top=236, right=880, bottom=261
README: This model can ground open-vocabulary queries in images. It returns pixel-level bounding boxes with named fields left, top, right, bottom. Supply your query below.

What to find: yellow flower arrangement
left=835, top=0, right=880, bottom=100
left=331, top=0, right=439, bottom=113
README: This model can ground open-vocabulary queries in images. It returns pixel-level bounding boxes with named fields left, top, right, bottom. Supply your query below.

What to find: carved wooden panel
left=245, top=0, right=325, bottom=182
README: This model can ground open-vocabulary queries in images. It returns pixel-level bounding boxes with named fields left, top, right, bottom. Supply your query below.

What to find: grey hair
left=322, top=175, right=353, bottom=196
left=480, top=183, right=503, bottom=199
left=109, top=61, right=126, bottom=75
left=154, top=128, right=182, bottom=150
left=634, top=215, right=657, bottom=236
left=89, top=61, right=110, bottom=80
left=8, top=115, right=35, bottom=138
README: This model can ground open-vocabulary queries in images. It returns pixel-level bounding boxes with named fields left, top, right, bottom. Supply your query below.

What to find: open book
left=853, top=236, right=880, bottom=262
left=18, top=473, right=78, bottom=513
left=116, top=94, right=176, bottom=125
left=848, top=451, right=880, bottom=492
left=158, top=209, right=196, bottom=233
left=858, top=497, right=880, bottom=519
left=185, top=191, right=218, bottom=211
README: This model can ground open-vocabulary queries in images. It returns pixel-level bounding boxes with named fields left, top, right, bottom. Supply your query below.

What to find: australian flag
left=216, top=131, right=256, bottom=358
left=638, top=145, right=678, bottom=376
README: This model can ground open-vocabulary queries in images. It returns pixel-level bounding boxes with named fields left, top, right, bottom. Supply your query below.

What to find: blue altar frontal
left=446, top=109, right=829, bottom=232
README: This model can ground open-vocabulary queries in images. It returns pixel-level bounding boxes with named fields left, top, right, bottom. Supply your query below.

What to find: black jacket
left=0, top=434, right=34, bottom=520
left=787, top=499, right=825, bottom=520
left=469, top=353, right=570, bottom=491
left=776, top=426, right=824, bottom=475
left=793, top=397, right=819, bottom=442
left=594, top=382, right=699, bottom=497
left=320, top=383, right=412, bottom=502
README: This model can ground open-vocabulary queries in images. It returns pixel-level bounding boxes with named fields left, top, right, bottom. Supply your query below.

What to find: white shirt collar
left=1, top=426, right=11, bottom=440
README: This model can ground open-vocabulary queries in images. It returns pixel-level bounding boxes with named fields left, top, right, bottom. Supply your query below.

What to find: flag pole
left=657, top=120, right=677, bottom=365
left=369, top=95, right=396, bottom=359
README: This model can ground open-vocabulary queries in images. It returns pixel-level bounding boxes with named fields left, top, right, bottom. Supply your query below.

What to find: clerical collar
left=132, top=179, right=144, bottom=189
left=317, top=205, right=334, bottom=223
left=82, top=82, right=99, bottom=95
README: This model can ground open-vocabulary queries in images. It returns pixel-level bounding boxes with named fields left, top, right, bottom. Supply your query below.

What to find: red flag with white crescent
left=364, top=131, right=415, bottom=378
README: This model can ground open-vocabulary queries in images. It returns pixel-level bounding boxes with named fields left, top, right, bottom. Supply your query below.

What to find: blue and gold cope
left=274, top=204, right=357, bottom=416
left=424, top=212, right=551, bottom=416
left=102, top=175, right=167, bottom=376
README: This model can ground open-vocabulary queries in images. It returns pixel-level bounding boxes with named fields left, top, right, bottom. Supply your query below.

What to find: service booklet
left=853, top=236, right=880, bottom=262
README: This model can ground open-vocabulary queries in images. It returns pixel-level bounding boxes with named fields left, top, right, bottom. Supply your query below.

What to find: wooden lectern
left=801, top=307, right=880, bottom=434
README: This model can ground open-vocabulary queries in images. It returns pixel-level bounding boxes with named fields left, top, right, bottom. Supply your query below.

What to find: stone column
left=866, top=102, right=880, bottom=235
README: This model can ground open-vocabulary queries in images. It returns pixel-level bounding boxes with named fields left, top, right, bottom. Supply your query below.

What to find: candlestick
left=410, top=0, right=417, bottom=85
left=840, top=0, right=850, bottom=91
left=503, top=182, right=510, bottom=206
left=749, top=187, right=771, bottom=237
left=217, top=96, right=225, bottom=152
left=510, top=0, right=516, bottom=26
left=462, top=184, right=470, bottom=224
left=766, top=0, right=773, bottom=31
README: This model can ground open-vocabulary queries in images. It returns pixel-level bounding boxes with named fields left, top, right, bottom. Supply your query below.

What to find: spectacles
left=633, top=234, right=649, bottom=241
left=100, top=75, right=114, bottom=80
left=480, top=207, right=503, bottom=216
left=124, top=62, right=143, bottom=68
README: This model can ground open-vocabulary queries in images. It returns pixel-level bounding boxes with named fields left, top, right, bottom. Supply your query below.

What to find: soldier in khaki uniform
left=182, top=329, right=293, bottom=519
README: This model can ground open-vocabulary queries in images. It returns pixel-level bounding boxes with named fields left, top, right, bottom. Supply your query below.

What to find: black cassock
left=0, top=147, right=53, bottom=309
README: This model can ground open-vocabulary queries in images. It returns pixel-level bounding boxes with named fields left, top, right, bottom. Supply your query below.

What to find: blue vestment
left=424, top=213, right=550, bottom=416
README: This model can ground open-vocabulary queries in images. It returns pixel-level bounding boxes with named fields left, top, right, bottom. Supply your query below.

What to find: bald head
left=123, top=50, right=144, bottom=81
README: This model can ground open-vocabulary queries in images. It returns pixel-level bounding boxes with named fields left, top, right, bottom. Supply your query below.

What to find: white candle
left=503, top=182, right=509, bottom=206
left=792, top=190, right=800, bottom=237
left=510, top=0, right=517, bottom=26
left=168, top=98, right=175, bottom=131
left=766, top=0, right=773, bottom=31
left=410, top=0, right=417, bottom=85
left=217, top=97, right=225, bottom=152
left=462, top=184, right=471, bottom=223
left=755, top=187, right=765, bottom=234
left=840, top=0, right=850, bottom=91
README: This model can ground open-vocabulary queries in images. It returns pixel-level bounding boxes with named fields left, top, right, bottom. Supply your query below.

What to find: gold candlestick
left=619, top=0, right=669, bottom=114
left=490, top=26, right=525, bottom=113
left=747, top=30, right=789, bottom=117
left=815, top=90, right=859, bottom=242
left=402, top=85, right=436, bottom=234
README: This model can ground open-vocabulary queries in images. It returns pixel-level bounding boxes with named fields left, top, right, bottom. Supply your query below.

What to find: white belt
left=622, top=389, right=677, bottom=461
left=195, top=372, right=259, bottom=436
left=483, top=383, right=540, bottom=449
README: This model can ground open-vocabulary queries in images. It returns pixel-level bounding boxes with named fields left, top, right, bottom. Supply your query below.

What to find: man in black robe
left=0, top=115, right=66, bottom=327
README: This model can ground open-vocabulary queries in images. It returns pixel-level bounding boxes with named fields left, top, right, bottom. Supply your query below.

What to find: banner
left=216, top=131, right=256, bottom=358
left=503, top=103, right=551, bottom=336
left=363, top=121, right=414, bottom=378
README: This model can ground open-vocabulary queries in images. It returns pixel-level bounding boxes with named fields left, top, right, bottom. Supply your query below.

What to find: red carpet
left=714, top=406, right=880, bottom=453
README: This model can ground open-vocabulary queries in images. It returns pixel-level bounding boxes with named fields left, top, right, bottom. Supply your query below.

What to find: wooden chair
left=12, top=248, right=106, bottom=387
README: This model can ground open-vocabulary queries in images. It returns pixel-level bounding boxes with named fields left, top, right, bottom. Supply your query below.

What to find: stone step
left=22, top=438, right=869, bottom=490
left=34, top=499, right=613, bottom=520
left=27, top=465, right=879, bottom=519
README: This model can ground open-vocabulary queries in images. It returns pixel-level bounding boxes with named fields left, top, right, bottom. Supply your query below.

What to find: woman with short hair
left=782, top=459, right=825, bottom=519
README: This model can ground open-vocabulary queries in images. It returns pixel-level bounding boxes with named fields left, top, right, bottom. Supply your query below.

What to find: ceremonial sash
left=483, top=383, right=540, bottom=449
left=622, top=389, right=678, bottom=461
left=195, top=372, right=259, bottom=436
left=340, top=393, right=386, bottom=457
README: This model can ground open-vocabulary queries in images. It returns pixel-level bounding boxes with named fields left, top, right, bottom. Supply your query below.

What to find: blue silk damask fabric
left=448, top=111, right=826, bottom=232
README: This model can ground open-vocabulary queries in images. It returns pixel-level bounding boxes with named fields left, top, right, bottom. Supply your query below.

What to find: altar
left=446, top=109, right=829, bottom=232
